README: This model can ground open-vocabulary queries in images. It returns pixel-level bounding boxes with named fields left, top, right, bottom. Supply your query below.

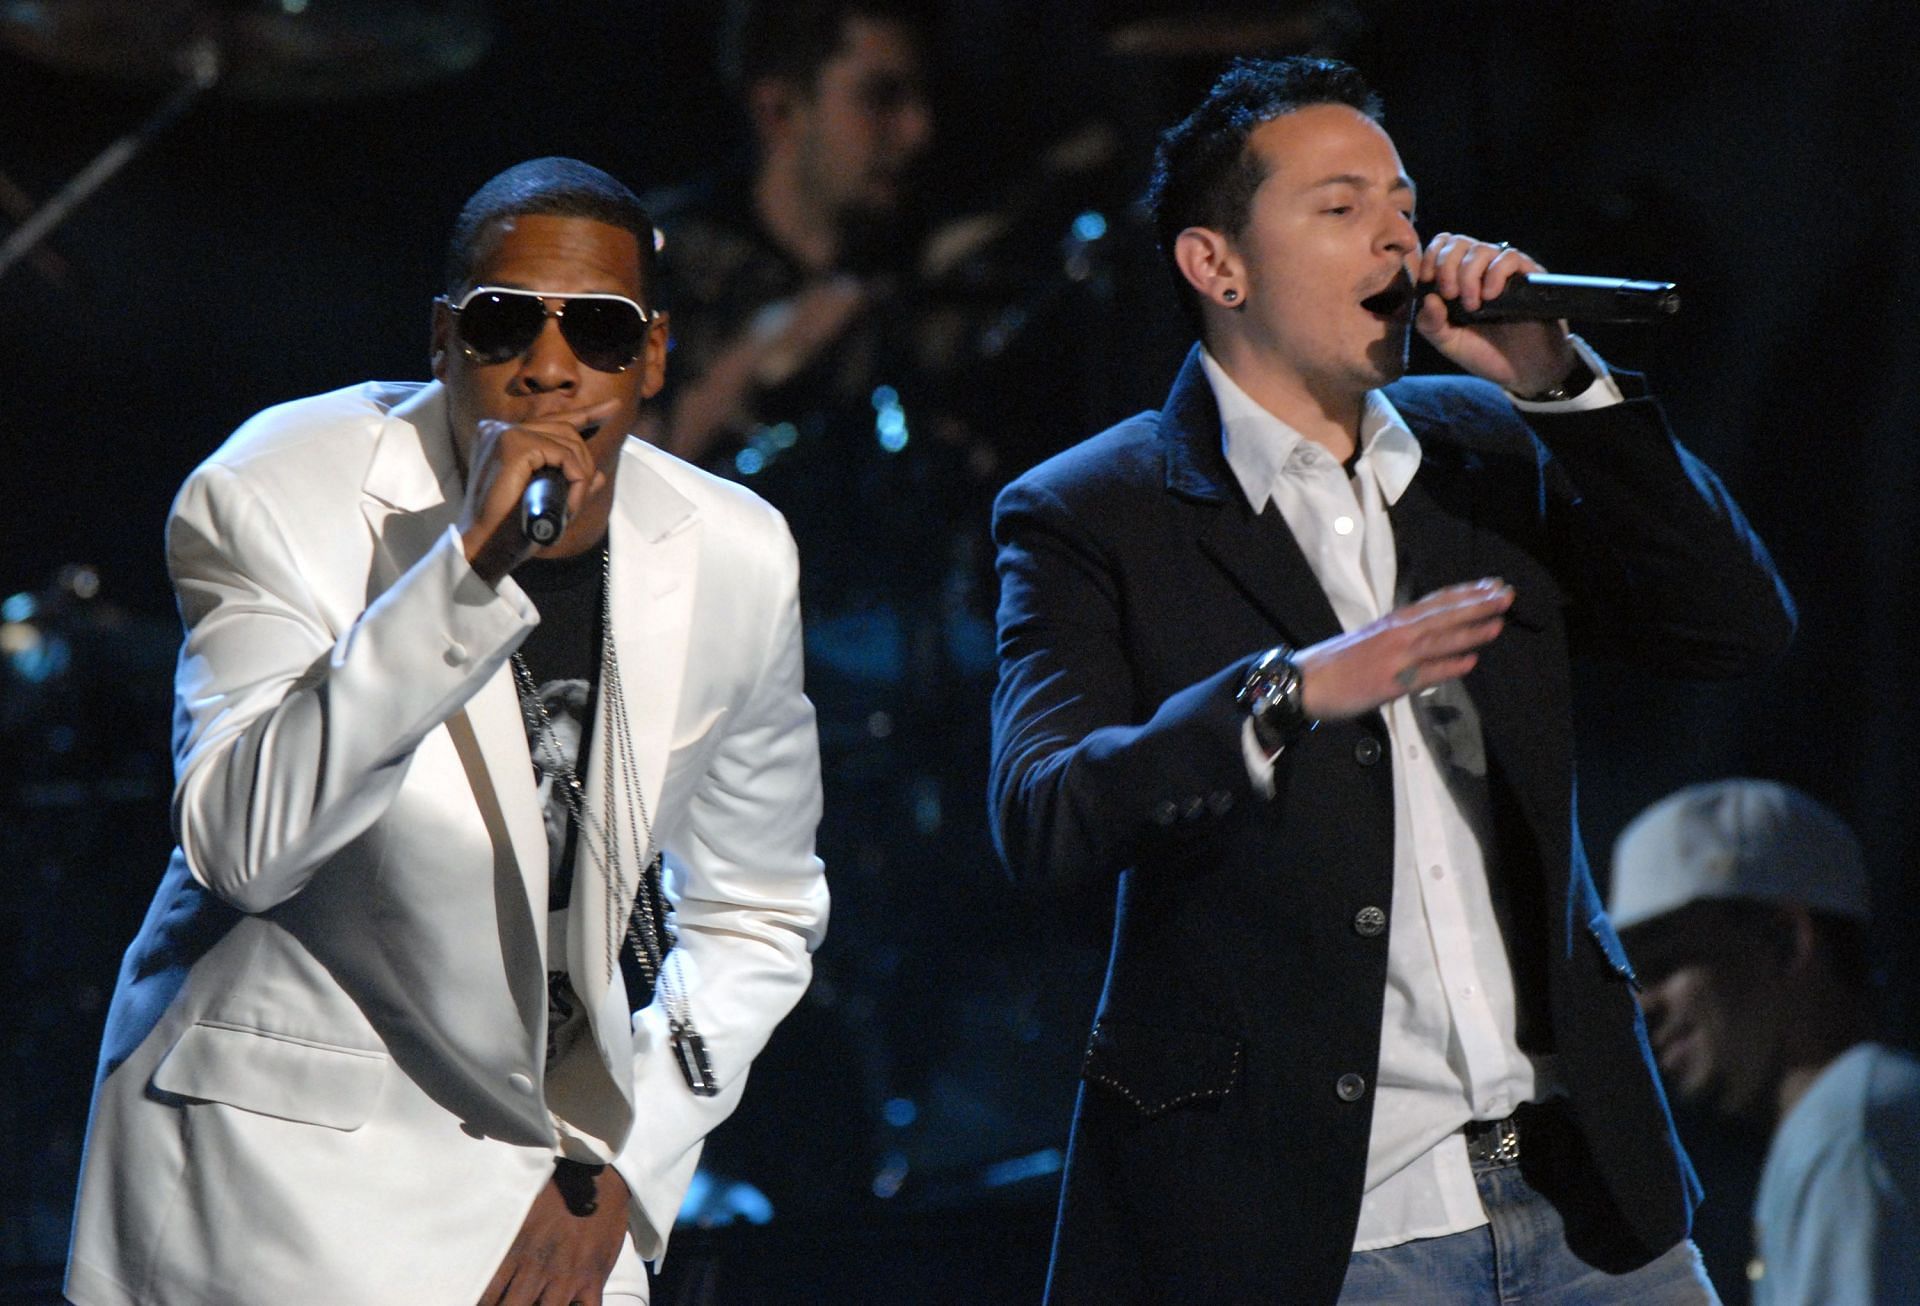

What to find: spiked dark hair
left=1146, top=57, right=1383, bottom=334
left=720, top=0, right=931, bottom=96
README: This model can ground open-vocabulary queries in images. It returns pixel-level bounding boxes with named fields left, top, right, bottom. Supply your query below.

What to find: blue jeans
left=1338, top=1114, right=1720, bottom=1305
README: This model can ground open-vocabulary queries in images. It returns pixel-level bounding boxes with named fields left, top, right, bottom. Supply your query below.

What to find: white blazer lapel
left=359, top=383, right=463, bottom=594
left=360, top=383, right=550, bottom=957
left=571, top=441, right=700, bottom=1037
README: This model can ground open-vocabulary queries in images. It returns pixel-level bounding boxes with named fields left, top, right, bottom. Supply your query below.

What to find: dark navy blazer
left=988, top=346, right=1795, bottom=1304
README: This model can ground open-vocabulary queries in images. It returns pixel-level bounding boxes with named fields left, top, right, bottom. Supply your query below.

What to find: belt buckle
left=1466, top=1114, right=1521, bottom=1166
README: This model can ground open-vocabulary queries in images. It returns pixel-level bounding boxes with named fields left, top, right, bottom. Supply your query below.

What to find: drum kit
left=0, top=0, right=495, bottom=283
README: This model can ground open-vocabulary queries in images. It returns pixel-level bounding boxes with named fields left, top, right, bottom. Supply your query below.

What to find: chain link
left=508, top=547, right=712, bottom=1093
left=508, top=547, right=665, bottom=989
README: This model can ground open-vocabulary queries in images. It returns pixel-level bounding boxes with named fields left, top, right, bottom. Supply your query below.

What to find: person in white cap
left=1610, top=778, right=1920, bottom=1306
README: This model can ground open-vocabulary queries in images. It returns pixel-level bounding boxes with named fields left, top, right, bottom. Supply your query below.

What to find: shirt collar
left=1199, top=347, right=1423, bottom=512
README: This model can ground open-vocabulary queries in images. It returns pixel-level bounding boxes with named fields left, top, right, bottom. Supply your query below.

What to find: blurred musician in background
left=643, top=0, right=1073, bottom=1221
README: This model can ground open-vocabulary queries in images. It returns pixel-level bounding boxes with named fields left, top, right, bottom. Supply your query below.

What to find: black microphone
left=520, top=467, right=569, bottom=545
left=1426, top=273, right=1680, bottom=325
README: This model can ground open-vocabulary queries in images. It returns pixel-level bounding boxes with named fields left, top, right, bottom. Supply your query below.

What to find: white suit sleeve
left=611, top=515, right=828, bottom=1257
left=167, top=462, right=536, bottom=913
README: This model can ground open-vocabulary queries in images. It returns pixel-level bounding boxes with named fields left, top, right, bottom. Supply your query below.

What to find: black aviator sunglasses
left=440, top=285, right=655, bottom=373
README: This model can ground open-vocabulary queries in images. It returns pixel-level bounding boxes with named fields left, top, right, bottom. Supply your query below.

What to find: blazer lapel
left=359, top=382, right=463, bottom=594
left=360, top=382, right=550, bottom=963
left=1388, top=461, right=1476, bottom=604
left=1198, top=503, right=1348, bottom=651
left=1160, top=347, right=1346, bottom=650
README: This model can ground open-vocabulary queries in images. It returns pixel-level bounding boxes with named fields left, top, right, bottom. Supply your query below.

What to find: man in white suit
left=65, top=157, right=828, bottom=1306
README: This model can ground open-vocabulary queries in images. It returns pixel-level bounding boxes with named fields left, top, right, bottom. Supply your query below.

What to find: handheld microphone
left=1430, top=273, right=1680, bottom=325
left=520, top=467, right=569, bottom=545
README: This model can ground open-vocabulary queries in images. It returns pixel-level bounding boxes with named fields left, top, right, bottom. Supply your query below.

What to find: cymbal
left=0, top=0, right=495, bottom=99
left=1107, top=12, right=1322, bottom=60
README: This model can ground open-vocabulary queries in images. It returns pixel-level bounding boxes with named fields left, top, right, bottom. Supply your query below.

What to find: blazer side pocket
left=151, top=1021, right=388, bottom=1130
left=1081, top=1017, right=1242, bottom=1117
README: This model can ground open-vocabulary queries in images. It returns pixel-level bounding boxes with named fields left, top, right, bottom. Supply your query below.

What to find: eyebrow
left=1310, top=173, right=1417, bottom=200
left=486, top=279, right=635, bottom=298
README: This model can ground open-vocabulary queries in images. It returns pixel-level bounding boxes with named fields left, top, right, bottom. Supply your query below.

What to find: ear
left=1776, top=905, right=1821, bottom=976
left=1174, top=226, right=1244, bottom=312
left=637, top=312, right=670, bottom=400
left=429, top=297, right=454, bottom=382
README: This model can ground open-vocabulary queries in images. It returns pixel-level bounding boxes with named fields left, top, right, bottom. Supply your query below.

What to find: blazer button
left=1353, top=905, right=1387, bottom=938
left=1151, top=799, right=1179, bottom=827
left=1181, top=795, right=1206, bottom=822
left=1353, top=737, right=1382, bottom=766
left=1335, top=1073, right=1367, bottom=1102
left=1206, top=789, right=1234, bottom=815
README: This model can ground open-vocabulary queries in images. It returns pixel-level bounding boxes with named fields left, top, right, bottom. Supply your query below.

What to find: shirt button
left=1407, top=743, right=1421, bottom=760
left=1353, top=737, right=1382, bottom=766
left=1335, top=1073, right=1367, bottom=1102
left=1429, top=865, right=1446, bottom=882
left=1151, top=800, right=1179, bottom=827
left=1353, top=906, right=1387, bottom=938
left=508, top=1072, right=535, bottom=1095
left=444, top=641, right=468, bottom=666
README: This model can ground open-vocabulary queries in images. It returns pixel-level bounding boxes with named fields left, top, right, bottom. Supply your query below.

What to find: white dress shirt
left=1200, top=346, right=1616, bottom=1251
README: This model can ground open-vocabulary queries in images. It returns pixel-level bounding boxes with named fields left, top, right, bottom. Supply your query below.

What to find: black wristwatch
left=1238, top=646, right=1316, bottom=753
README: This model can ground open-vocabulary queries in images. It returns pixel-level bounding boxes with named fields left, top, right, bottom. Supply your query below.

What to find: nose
left=512, top=310, right=579, bottom=395
left=894, top=95, right=933, bottom=156
left=1380, top=210, right=1418, bottom=259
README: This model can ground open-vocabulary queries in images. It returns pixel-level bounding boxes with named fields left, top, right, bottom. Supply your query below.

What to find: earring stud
left=1222, top=288, right=1240, bottom=303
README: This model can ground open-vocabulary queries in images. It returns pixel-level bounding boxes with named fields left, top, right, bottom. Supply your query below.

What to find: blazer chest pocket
left=1497, top=571, right=1565, bottom=635
left=1082, top=1017, right=1242, bottom=1117
left=151, top=1021, right=388, bottom=1131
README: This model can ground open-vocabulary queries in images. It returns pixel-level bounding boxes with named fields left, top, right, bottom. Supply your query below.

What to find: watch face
left=1241, top=646, right=1305, bottom=737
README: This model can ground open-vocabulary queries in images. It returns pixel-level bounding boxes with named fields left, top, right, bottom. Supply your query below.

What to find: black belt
left=1463, top=1113, right=1523, bottom=1167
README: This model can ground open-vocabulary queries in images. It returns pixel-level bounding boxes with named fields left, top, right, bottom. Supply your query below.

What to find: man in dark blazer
left=988, top=58, right=1793, bottom=1304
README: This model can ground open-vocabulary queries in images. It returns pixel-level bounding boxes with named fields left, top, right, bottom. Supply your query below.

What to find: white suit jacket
left=66, top=381, right=828, bottom=1306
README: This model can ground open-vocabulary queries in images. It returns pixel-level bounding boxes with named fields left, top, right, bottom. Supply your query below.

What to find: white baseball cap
left=1609, top=778, right=1867, bottom=932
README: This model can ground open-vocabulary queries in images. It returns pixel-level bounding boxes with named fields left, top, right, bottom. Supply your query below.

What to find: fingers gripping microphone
left=1432, top=273, right=1680, bottom=325
left=520, top=467, right=569, bottom=545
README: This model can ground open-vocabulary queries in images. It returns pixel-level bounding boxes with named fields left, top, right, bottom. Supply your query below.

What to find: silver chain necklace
left=509, top=547, right=717, bottom=1096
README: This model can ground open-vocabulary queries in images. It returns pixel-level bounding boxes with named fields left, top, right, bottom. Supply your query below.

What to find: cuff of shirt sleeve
left=1507, top=334, right=1623, bottom=413
left=1241, top=716, right=1280, bottom=799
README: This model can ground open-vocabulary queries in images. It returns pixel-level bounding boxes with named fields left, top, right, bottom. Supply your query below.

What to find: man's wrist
left=1512, top=354, right=1594, bottom=403
left=464, top=523, right=523, bottom=589
left=1506, top=333, right=1622, bottom=408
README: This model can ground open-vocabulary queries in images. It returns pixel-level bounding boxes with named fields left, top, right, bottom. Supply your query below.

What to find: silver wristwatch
left=1237, top=646, right=1316, bottom=753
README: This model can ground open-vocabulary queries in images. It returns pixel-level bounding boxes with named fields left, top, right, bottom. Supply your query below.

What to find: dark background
left=3, top=1, right=1915, bottom=1301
